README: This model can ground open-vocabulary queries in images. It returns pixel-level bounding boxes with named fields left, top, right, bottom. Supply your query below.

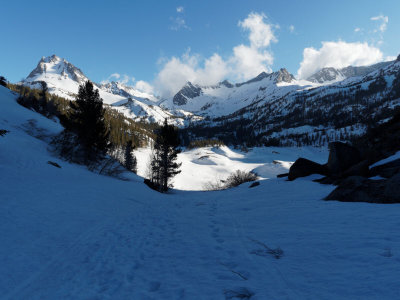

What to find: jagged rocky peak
left=236, top=69, right=295, bottom=87
left=26, top=54, right=87, bottom=84
left=219, top=80, right=234, bottom=88
left=100, top=81, right=132, bottom=98
left=397, top=54, right=400, bottom=62
left=307, top=67, right=342, bottom=83
left=235, top=71, right=270, bottom=87
left=173, top=82, right=202, bottom=105
left=44, top=54, right=61, bottom=63
left=273, top=68, right=295, bottom=83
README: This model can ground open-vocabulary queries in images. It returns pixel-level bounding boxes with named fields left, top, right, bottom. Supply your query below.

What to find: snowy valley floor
left=1, top=85, right=400, bottom=299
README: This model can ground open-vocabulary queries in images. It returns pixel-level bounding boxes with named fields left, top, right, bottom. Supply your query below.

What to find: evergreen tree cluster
left=9, top=82, right=155, bottom=150
left=0, top=76, right=8, bottom=87
left=66, top=81, right=110, bottom=163
left=148, top=119, right=181, bottom=192
left=124, top=140, right=137, bottom=173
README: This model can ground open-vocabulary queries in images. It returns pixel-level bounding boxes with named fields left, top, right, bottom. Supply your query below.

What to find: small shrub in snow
left=0, top=129, right=8, bottom=137
left=203, top=170, right=258, bottom=191
left=203, top=180, right=225, bottom=191
left=97, top=158, right=126, bottom=179
left=225, top=170, right=258, bottom=188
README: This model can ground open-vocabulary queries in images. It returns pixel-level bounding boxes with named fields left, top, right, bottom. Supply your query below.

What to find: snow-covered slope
left=2, top=85, right=400, bottom=299
left=135, top=145, right=327, bottom=190
left=21, top=55, right=180, bottom=125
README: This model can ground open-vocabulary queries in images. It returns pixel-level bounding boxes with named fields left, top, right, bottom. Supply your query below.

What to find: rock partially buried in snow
left=325, top=174, right=400, bottom=203
left=383, top=173, right=400, bottom=202
left=249, top=181, right=260, bottom=188
left=325, top=176, right=386, bottom=203
left=288, top=158, right=328, bottom=181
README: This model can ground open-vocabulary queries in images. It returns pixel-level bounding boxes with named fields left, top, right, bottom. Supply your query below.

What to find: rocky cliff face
left=173, top=82, right=202, bottom=105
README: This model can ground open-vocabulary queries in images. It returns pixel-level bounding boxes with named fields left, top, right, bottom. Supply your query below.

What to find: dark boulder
left=383, top=173, right=400, bottom=202
left=47, top=161, right=61, bottom=168
left=277, top=173, right=289, bottom=178
left=325, top=176, right=387, bottom=203
left=326, top=142, right=362, bottom=175
left=341, top=159, right=370, bottom=178
left=370, top=158, right=400, bottom=179
left=288, top=158, right=328, bottom=181
left=325, top=175, right=400, bottom=203
left=249, top=181, right=260, bottom=188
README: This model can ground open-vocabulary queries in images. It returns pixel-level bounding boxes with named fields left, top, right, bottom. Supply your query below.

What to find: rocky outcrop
left=325, top=176, right=387, bottom=203
left=326, top=142, right=362, bottom=175
left=325, top=173, right=400, bottom=203
left=288, top=158, right=328, bottom=181
left=288, top=142, right=364, bottom=181
left=173, top=82, right=202, bottom=105
left=274, top=68, right=295, bottom=83
left=370, top=159, right=400, bottom=179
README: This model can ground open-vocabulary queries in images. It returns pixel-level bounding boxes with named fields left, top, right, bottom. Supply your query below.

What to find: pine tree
left=69, top=81, right=110, bottom=164
left=0, top=76, right=7, bottom=87
left=38, top=81, right=48, bottom=115
left=150, top=119, right=181, bottom=192
left=124, top=140, right=137, bottom=173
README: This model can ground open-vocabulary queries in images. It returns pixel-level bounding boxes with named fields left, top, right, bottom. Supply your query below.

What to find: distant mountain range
left=306, top=61, right=393, bottom=84
left=19, top=54, right=400, bottom=146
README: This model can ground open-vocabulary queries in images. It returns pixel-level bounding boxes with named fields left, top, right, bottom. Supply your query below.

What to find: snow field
left=1, top=86, right=400, bottom=299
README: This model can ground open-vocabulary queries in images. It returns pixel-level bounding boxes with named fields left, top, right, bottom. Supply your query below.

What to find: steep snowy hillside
left=2, top=85, right=400, bottom=299
left=21, top=55, right=180, bottom=125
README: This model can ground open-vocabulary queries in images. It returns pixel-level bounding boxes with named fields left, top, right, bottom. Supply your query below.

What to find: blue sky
left=1, top=0, right=399, bottom=96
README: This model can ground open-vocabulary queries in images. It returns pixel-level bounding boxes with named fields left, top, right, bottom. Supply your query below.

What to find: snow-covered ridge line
left=18, top=54, right=400, bottom=145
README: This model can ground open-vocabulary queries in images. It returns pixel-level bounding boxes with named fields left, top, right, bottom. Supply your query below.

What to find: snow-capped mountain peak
left=271, top=68, right=295, bottom=83
left=26, top=54, right=87, bottom=85
left=20, top=55, right=176, bottom=124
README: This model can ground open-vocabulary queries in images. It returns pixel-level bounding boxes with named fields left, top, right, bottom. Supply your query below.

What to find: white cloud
left=238, top=12, right=277, bottom=48
left=134, top=80, right=154, bottom=94
left=371, top=15, right=388, bottom=33
left=385, top=55, right=397, bottom=61
left=157, top=12, right=277, bottom=97
left=170, top=16, right=190, bottom=31
left=176, top=6, right=184, bottom=13
left=230, top=44, right=273, bottom=81
left=110, top=73, right=120, bottom=79
left=297, top=41, right=384, bottom=79
left=289, top=25, right=295, bottom=33
left=154, top=50, right=229, bottom=97
left=354, top=27, right=361, bottom=33
left=101, top=73, right=135, bottom=85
